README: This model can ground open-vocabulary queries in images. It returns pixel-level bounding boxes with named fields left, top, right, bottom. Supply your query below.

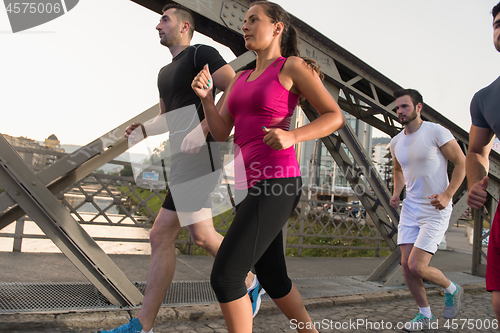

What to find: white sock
left=140, top=329, right=153, bottom=333
left=443, top=281, right=457, bottom=294
left=247, top=275, right=258, bottom=292
left=419, top=306, right=432, bottom=318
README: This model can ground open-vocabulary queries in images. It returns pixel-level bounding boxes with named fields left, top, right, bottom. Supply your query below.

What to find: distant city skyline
left=1, top=0, right=499, bottom=147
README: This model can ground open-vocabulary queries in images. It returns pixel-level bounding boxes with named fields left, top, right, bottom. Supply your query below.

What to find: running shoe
left=443, top=282, right=464, bottom=319
left=248, top=276, right=266, bottom=318
left=403, top=313, right=434, bottom=332
left=96, top=318, right=142, bottom=333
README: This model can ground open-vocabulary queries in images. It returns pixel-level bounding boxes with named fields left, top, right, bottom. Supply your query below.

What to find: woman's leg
left=211, top=187, right=263, bottom=332
left=211, top=178, right=314, bottom=332
left=273, top=283, right=317, bottom=333
left=219, top=296, right=253, bottom=332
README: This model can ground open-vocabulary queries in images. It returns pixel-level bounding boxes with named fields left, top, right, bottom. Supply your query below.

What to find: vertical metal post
left=375, top=229, right=380, bottom=257
left=185, top=229, right=194, bottom=255
left=24, top=151, right=33, bottom=168
left=12, top=217, right=25, bottom=252
left=307, top=139, right=318, bottom=201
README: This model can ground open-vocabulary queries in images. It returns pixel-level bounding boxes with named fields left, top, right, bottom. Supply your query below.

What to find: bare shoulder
left=283, top=56, right=310, bottom=71
left=283, top=56, right=319, bottom=80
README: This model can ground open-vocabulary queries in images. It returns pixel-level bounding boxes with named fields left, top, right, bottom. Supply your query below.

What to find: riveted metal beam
left=0, top=104, right=159, bottom=230
left=0, top=135, right=144, bottom=306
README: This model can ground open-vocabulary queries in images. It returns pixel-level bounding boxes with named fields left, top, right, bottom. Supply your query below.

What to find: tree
left=120, top=164, right=134, bottom=177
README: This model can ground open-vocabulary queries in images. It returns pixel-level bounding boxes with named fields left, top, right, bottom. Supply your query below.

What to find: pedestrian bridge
left=0, top=0, right=497, bottom=311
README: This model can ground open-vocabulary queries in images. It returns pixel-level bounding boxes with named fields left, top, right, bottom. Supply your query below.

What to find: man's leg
left=487, top=207, right=500, bottom=321
left=407, top=244, right=463, bottom=320
left=492, top=291, right=500, bottom=321
left=401, top=244, right=437, bottom=331
left=186, top=213, right=223, bottom=257
left=400, top=244, right=429, bottom=307
left=136, top=208, right=181, bottom=332
left=407, top=247, right=450, bottom=289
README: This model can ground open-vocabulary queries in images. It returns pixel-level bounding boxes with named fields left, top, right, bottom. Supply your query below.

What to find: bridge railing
left=0, top=147, right=385, bottom=257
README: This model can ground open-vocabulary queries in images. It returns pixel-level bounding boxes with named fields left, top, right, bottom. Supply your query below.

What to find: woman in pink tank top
left=192, top=2, right=344, bottom=332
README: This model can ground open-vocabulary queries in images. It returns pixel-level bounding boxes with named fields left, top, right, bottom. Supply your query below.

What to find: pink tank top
left=227, top=57, right=301, bottom=189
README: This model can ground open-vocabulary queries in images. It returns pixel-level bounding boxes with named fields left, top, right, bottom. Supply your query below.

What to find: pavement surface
left=1, top=223, right=495, bottom=333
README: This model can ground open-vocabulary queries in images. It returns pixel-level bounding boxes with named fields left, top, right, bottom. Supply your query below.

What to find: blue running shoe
left=96, top=317, right=143, bottom=333
left=248, top=276, right=266, bottom=318
left=403, top=313, right=434, bottom=332
left=443, top=282, right=464, bottom=319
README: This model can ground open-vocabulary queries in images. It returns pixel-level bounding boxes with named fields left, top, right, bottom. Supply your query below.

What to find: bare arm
left=124, top=99, right=169, bottom=143
left=288, top=57, right=345, bottom=141
left=200, top=64, right=235, bottom=136
left=192, top=65, right=238, bottom=142
left=466, top=124, right=495, bottom=209
left=182, top=64, right=236, bottom=152
left=390, top=157, right=405, bottom=209
left=428, top=139, right=466, bottom=209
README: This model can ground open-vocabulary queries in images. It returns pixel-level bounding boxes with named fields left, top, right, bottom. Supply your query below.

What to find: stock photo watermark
left=3, top=0, right=79, bottom=33
left=290, top=318, right=499, bottom=331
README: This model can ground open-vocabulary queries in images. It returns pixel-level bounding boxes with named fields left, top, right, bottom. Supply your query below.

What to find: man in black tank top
left=96, top=4, right=260, bottom=333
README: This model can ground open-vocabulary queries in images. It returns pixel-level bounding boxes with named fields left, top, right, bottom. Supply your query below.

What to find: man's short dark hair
left=493, top=2, right=500, bottom=20
left=393, top=89, right=424, bottom=109
left=162, top=4, right=195, bottom=39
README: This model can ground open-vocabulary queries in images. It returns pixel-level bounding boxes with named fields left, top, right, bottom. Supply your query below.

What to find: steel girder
left=0, top=105, right=160, bottom=230
left=0, top=105, right=158, bottom=305
left=0, top=135, right=144, bottom=306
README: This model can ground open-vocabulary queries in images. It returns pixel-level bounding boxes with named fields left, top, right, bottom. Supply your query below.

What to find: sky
left=1, top=0, right=499, bottom=147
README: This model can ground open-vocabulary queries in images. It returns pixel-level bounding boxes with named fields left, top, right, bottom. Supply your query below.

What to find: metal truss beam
left=0, top=104, right=159, bottom=230
left=301, top=99, right=399, bottom=251
left=0, top=135, right=144, bottom=306
left=448, top=193, right=469, bottom=230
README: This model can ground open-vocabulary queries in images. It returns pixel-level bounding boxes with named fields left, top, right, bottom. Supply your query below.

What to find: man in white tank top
left=389, top=89, right=466, bottom=331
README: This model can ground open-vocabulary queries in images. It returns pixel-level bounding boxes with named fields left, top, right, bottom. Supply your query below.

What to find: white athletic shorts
left=397, top=199, right=452, bottom=254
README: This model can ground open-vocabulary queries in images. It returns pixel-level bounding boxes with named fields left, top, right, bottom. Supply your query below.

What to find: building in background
left=44, top=134, right=62, bottom=150
left=295, top=108, right=373, bottom=203
left=2, top=133, right=65, bottom=171
left=371, top=137, right=392, bottom=189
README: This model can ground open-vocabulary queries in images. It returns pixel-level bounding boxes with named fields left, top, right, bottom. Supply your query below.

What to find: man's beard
left=160, top=35, right=176, bottom=47
left=400, top=109, right=418, bottom=125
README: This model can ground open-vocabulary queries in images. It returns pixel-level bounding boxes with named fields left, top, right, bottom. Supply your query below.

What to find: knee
left=258, top=275, right=292, bottom=299
left=190, top=232, right=211, bottom=250
left=210, top=269, right=223, bottom=294
left=408, top=260, right=424, bottom=278
left=400, top=257, right=410, bottom=272
left=210, top=265, right=246, bottom=303
left=149, top=219, right=181, bottom=249
left=210, top=269, right=233, bottom=303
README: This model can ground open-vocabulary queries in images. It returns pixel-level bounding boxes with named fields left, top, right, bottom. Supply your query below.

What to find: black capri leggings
left=211, top=177, right=302, bottom=303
